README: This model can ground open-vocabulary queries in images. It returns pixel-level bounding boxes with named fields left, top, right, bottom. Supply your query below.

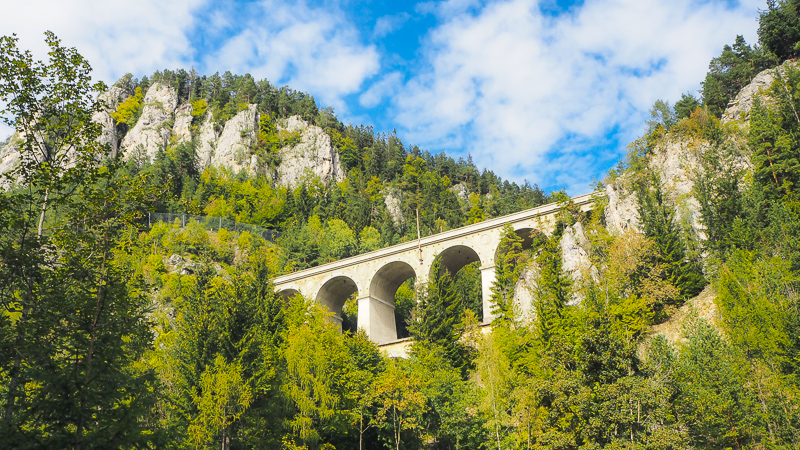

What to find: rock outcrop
left=195, top=115, right=218, bottom=169
left=211, top=105, right=258, bottom=173
left=559, top=222, right=594, bottom=306
left=648, top=138, right=707, bottom=239
left=722, top=60, right=798, bottom=126
left=275, top=116, right=345, bottom=187
left=92, top=86, right=130, bottom=156
left=1, top=78, right=348, bottom=188
left=172, top=103, right=193, bottom=145
left=120, top=82, right=178, bottom=161
left=449, top=183, right=469, bottom=203
left=0, top=134, right=22, bottom=183
left=604, top=183, right=640, bottom=235
left=383, top=188, right=404, bottom=226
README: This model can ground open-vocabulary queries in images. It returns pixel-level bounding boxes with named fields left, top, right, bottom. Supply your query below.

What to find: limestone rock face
left=648, top=138, right=707, bottom=240
left=120, top=82, right=178, bottom=161
left=449, top=182, right=469, bottom=203
left=0, top=134, right=22, bottom=185
left=211, top=105, right=258, bottom=173
left=605, top=183, right=640, bottom=235
left=722, top=61, right=799, bottom=126
left=92, top=86, right=130, bottom=156
left=172, top=103, right=194, bottom=145
left=195, top=115, right=219, bottom=169
left=383, top=188, right=404, bottom=226
left=276, top=116, right=345, bottom=187
left=560, top=222, right=593, bottom=305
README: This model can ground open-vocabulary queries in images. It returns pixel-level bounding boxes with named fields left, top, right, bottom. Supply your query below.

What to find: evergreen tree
left=0, top=33, right=162, bottom=448
left=491, top=224, right=524, bottom=320
left=410, top=256, right=471, bottom=375
left=636, top=176, right=706, bottom=305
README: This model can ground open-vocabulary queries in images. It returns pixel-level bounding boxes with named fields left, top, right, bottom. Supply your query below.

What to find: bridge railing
left=148, top=212, right=281, bottom=242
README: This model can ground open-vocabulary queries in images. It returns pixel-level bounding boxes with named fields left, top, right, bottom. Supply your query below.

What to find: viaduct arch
left=272, top=192, right=594, bottom=344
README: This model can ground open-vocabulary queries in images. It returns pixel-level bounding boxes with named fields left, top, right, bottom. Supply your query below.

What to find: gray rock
left=559, top=222, right=592, bottom=305
left=514, top=268, right=537, bottom=323
left=275, top=116, right=345, bottom=187
left=722, top=60, right=799, bottom=127
left=605, top=183, right=640, bottom=235
left=648, top=138, right=707, bottom=240
left=172, top=103, right=194, bottom=145
left=211, top=105, right=258, bottom=173
left=449, top=182, right=469, bottom=203
left=196, top=114, right=219, bottom=169
left=120, top=82, right=178, bottom=161
left=92, top=86, right=130, bottom=156
left=384, top=187, right=404, bottom=226
left=0, top=133, right=22, bottom=187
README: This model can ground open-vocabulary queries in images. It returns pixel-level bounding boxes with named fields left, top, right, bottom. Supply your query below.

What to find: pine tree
left=636, top=177, right=706, bottom=303
left=491, top=224, right=524, bottom=320
left=410, top=256, right=471, bottom=374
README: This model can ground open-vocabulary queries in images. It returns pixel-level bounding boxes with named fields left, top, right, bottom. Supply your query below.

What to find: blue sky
left=1, top=0, right=763, bottom=193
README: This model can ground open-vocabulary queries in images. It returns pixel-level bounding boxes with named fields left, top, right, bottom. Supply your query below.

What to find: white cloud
left=0, top=0, right=205, bottom=85
left=359, top=72, right=404, bottom=107
left=392, top=0, right=763, bottom=193
left=373, top=13, right=411, bottom=39
left=199, top=0, right=380, bottom=113
left=0, top=0, right=378, bottom=121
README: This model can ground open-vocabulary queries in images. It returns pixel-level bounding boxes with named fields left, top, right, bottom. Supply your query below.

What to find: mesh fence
left=148, top=212, right=281, bottom=242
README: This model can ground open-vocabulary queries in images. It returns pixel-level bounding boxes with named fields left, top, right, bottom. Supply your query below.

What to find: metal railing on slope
left=147, top=212, right=281, bottom=242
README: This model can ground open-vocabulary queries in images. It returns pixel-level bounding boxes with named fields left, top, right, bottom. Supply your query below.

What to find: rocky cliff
left=0, top=80, right=346, bottom=188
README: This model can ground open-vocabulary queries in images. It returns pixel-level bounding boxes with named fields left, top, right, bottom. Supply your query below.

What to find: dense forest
left=2, top=1, right=800, bottom=449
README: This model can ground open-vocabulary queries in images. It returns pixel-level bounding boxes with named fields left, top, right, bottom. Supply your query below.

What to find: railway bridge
left=273, top=193, right=595, bottom=344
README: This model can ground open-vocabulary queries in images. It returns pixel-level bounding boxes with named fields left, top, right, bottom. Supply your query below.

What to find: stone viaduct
left=272, top=192, right=595, bottom=345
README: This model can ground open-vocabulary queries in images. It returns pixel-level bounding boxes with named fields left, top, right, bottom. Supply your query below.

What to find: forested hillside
left=2, top=1, right=800, bottom=449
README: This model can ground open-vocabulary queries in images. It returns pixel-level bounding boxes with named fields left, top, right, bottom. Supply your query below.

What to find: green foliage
left=759, top=0, right=800, bottom=62
left=0, top=33, right=162, bottom=448
left=410, top=256, right=472, bottom=375
left=750, top=66, right=800, bottom=200
left=190, top=98, right=208, bottom=119
left=111, top=86, right=144, bottom=125
left=702, top=35, right=776, bottom=117
left=674, top=92, right=700, bottom=120
left=637, top=176, right=706, bottom=311
left=491, top=224, right=524, bottom=320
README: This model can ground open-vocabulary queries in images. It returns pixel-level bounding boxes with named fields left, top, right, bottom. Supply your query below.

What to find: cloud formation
left=0, top=0, right=204, bottom=84
left=389, top=0, right=762, bottom=191
left=198, top=0, right=380, bottom=112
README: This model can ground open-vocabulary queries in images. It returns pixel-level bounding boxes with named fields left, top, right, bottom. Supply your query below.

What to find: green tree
left=749, top=67, right=800, bottom=200
left=189, top=356, right=253, bottom=450
left=637, top=177, right=706, bottom=308
left=491, top=224, right=524, bottom=320
left=374, top=360, right=427, bottom=450
left=702, top=35, right=776, bottom=117
left=759, top=0, right=800, bottom=62
left=410, top=256, right=472, bottom=375
left=0, top=32, right=161, bottom=448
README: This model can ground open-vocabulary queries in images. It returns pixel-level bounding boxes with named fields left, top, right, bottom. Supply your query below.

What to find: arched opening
left=438, top=245, right=481, bottom=275
left=278, top=288, right=299, bottom=301
left=316, top=276, right=358, bottom=331
left=434, top=245, right=483, bottom=322
left=371, top=261, right=416, bottom=339
left=514, top=227, right=536, bottom=251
